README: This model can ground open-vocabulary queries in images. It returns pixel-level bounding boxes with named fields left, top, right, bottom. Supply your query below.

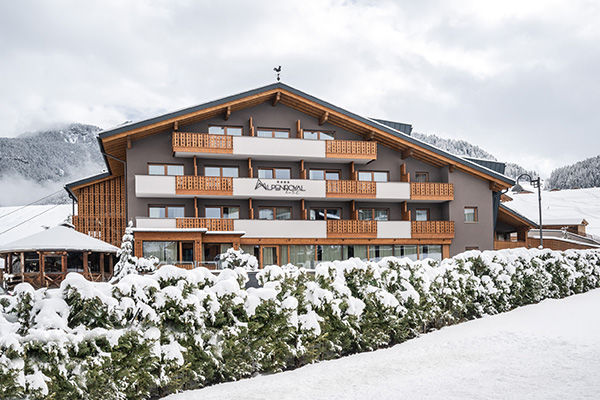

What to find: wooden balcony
left=327, top=219, right=377, bottom=238
left=410, top=182, right=454, bottom=201
left=172, top=132, right=233, bottom=154
left=176, top=218, right=235, bottom=231
left=411, top=221, right=455, bottom=239
left=326, top=180, right=376, bottom=198
left=175, top=176, right=233, bottom=196
left=326, top=140, right=377, bottom=160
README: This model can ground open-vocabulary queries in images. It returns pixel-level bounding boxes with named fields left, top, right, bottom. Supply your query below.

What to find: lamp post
left=513, top=174, right=543, bottom=248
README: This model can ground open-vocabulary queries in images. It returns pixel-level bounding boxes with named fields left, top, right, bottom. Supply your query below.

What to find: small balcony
left=411, top=221, right=455, bottom=239
left=175, top=176, right=233, bottom=196
left=410, top=182, right=454, bottom=201
left=171, top=132, right=376, bottom=163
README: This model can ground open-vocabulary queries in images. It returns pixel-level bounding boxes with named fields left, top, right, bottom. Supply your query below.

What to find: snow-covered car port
left=0, top=223, right=118, bottom=290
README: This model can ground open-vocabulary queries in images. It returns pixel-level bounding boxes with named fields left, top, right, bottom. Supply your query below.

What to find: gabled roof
left=70, top=82, right=515, bottom=191
left=499, top=204, right=537, bottom=228
left=0, top=224, right=119, bottom=253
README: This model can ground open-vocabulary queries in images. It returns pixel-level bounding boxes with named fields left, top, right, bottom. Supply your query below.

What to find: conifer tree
left=110, top=221, right=138, bottom=283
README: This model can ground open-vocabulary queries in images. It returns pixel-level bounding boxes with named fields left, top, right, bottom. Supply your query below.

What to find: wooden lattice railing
left=176, top=218, right=234, bottom=231
left=175, top=176, right=233, bottom=195
left=172, top=132, right=233, bottom=153
left=326, top=180, right=376, bottom=197
left=410, top=182, right=454, bottom=200
left=326, top=140, right=377, bottom=159
left=411, top=221, right=455, bottom=238
left=327, top=220, right=377, bottom=237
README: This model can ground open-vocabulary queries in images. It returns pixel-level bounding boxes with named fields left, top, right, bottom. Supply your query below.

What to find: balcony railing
left=172, top=132, right=233, bottom=153
left=326, top=180, right=376, bottom=198
left=411, top=221, right=455, bottom=238
left=176, top=218, right=235, bottom=231
left=175, top=176, right=233, bottom=195
left=410, top=182, right=454, bottom=200
left=327, top=219, right=377, bottom=237
left=326, top=140, right=377, bottom=159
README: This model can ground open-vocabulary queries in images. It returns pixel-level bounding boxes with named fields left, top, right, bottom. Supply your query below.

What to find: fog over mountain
left=0, top=123, right=105, bottom=206
left=0, top=123, right=594, bottom=207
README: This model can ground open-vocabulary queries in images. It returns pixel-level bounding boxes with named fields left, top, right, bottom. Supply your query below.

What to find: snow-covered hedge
left=1, top=248, right=600, bottom=399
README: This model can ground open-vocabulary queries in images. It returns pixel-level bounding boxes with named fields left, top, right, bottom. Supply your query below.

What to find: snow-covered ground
left=0, top=204, right=71, bottom=245
left=507, top=187, right=600, bottom=238
left=164, top=289, right=600, bottom=400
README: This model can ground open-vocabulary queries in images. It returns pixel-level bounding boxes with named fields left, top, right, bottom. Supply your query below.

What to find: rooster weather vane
left=274, top=66, right=282, bottom=82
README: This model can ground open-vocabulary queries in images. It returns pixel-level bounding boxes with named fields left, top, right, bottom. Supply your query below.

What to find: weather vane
left=273, top=65, right=282, bottom=82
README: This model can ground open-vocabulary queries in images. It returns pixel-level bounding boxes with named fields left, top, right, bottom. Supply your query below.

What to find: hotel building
left=66, top=83, right=515, bottom=269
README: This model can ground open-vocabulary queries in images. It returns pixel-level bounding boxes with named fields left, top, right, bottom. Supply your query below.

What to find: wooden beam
left=319, top=111, right=329, bottom=125
left=272, top=92, right=281, bottom=106
left=127, top=137, right=132, bottom=149
left=194, top=197, right=198, bottom=218
left=249, top=117, right=254, bottom=136
left=350, top=161, right=356, bottom=180
left=174, top=121, right=179, bottom=131
left=448, top=164, right=455, bottom=173
left=301, top=199, right=306, bottom=220
left=296, top=119, right=302, bottom=138
left=366, top=131, right=375, bottom=141
left=248, top=158, right=253, bottom=178
left=489, top=181, right=495, bottom=190
left=401, top=148, right=412, bottom=159
left=193, top=156, right=198, bottom=176
left=249, top=198, right=254, bottom=219
left=300, top=160, right=306, bottom=179
left=224, top=106, right=231, bottom=120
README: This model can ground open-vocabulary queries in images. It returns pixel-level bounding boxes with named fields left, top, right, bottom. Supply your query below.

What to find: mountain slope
left=0, top=123, right=105, bottom=205
left=546, top=155, right=600, bottom=190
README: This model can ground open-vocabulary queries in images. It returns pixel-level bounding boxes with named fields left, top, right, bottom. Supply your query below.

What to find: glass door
left=261, top=246, right=278, bottom=267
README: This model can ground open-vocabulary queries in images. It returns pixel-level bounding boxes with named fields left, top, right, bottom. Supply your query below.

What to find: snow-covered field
left=0, top=204, right=71, bottom=244
left=164, top=289, right=600, bottom=400
left=507, top=187, right=600, bottom=237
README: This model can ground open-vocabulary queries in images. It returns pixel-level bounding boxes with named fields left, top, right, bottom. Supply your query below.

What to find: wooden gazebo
left=0, top=223, right=119, bottom=289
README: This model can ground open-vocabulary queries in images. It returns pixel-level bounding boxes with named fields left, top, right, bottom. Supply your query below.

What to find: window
left=149, top=205, right=185, bottom=218
left=258, top=207, right=292, bottom=220
left=419, top=245, right=442, bottom=261
left=415, top=209, right=429, bottom=221
left=309, top=208, right=341, bottom=220
left=414, top=172, right=429, bottom=183
left=208, top=125, right=242, bottom=136
left=357, top=171, right=389, bottom=182
left=309, top=169, right=340, bottom=180
left=256, top=128, right=290, bottom=138
left=303, top=130, right=334, bottom=140
left=205, top=206, right=239, bottom=219
left=464, top=207, right=478, bottom=223
left=258, top=168, right=291, bottom=179
left=148, top=164, right=184, bottom=176
left=143, top=241, right=177, bottom=263
left=204, top=166, right=239, bottom=177
left=358, top=208, right=389, bottom=221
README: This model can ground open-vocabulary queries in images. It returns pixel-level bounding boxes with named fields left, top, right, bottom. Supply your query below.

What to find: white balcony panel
left=233, top=136, right=324, bottom=160
left=233, top=178, right=326, bottom=199
left=376, top=221, right=411, bottom=239
left=375, top=182, right=410, bottom=200
left=136, top=217, right=177, bottom=229
left=234, top=220, right=327, bottom=238
left=135, top=175, right=176, bottom=198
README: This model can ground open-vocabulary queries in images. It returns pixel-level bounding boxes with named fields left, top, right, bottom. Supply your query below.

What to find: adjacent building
left=66, top=83, right=516, bottom=269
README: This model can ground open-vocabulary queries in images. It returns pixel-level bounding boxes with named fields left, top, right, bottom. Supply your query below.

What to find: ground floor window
left=24, top=252, right=39, bottom=273
left=67, top=252, right=84, bottom=272
left=44, top=254, right=62, bottom=274
left=419, top=245, right=442, bottom=261
left=290, top=245, right=316, bottom=268
left=143, top=241, right=177, bottom=263
left=395, top=245, right=418, bottom=261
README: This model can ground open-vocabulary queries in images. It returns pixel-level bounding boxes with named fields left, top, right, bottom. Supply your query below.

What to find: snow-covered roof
left=505, top=187, right=600, bottom=238
left=0, top=204, right=72, bottom=245
left=0, top=224, right=119, bottom=253
left=543, top=218, right=588, bottom=226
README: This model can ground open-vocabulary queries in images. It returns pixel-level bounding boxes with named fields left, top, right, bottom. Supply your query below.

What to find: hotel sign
left=254, top=179, right=306, bottom=195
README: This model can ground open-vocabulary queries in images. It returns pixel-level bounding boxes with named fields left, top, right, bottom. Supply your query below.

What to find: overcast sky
left=1, top=0, right=598, bottom=175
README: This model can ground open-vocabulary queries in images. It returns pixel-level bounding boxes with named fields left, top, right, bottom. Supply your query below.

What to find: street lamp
left=513, top=174, right=543, bottom=248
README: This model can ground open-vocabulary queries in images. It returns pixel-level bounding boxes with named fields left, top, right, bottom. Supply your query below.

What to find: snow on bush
left=111, top=221, right=158, bottom=283
left=218, top=248, right=259, bottom=271
left=1, top=248, right=599, bottom=399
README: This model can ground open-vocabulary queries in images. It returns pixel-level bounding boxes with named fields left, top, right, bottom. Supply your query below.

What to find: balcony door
left=261, top=246, right=278, bottom=267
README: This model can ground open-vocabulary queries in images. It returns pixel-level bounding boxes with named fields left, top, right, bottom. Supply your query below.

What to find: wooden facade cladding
left=326, top=180, right=376, bottom=198
left=410, top=182, right=454, bottom=201
left=325, top=140, right=377, bottom=160
left=326, top=220, right=377, bottom=238
left=172, top=132, right=233, bottom=153
left=494, top=240, right=528, bottom=250
left=175, top=176, right=233, bottom=196
left=411, top=221, right=455, bottom=239
left=176, top=218, right=235, bottom=231
left=72, top=175, right=126, bottom=246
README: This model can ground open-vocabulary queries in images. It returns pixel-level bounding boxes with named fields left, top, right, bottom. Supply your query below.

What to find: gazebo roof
left=0, top=224, right=119, bottom=253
